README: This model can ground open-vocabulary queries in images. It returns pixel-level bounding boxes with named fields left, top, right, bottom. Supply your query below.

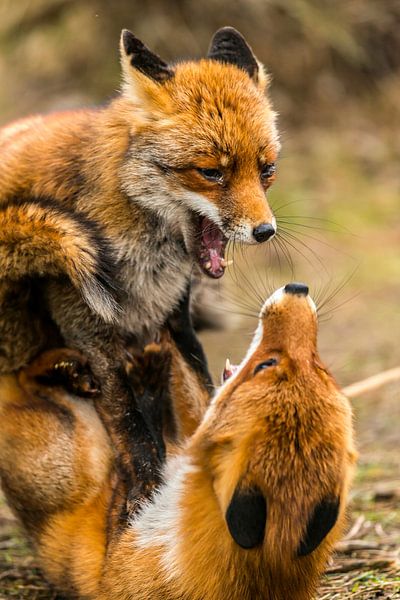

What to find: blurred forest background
left=0, top=0, right=399, bottom=598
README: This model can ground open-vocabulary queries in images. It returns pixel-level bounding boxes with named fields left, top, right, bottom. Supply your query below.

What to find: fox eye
left=260, top=163, right=276, bottom=180
left=254, top=358, right=278, bottom=375
left=197, top=168, right=224, bottom=183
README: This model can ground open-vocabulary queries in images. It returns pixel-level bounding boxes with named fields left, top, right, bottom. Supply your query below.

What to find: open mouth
left=197, top=216, right=229, bottom=279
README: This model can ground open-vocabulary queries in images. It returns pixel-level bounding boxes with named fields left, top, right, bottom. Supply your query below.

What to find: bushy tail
left=0, top=199, right=122, bottom=322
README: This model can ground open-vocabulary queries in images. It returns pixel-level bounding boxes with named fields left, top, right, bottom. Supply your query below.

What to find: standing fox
left=0, top=27, right=279, bottom=483
left=0, top=284, right=356, bottom=599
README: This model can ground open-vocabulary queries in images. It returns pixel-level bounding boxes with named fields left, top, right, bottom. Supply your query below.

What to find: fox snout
left=261, top=282, right=317, bottom=317
left=221, top=282, right=317, bottom=384
left=283, top=282, right=309, bottom=296
left=257, top=282, right=319, bottom=364
left=219, top=175, right=277, bottom=244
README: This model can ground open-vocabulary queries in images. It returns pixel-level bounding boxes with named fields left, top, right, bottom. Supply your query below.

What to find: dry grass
left=319, top=487, right=400, bottom=599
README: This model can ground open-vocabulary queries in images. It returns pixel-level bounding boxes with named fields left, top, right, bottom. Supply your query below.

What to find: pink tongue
left=201, top=217, right=224, bottom=276
left=209, top=248, right=222, bottom=273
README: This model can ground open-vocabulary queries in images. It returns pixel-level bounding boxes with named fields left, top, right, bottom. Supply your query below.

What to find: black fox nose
left=284, top=282, right=309, bottom=296
left=253, top=223, right=276, bottom=243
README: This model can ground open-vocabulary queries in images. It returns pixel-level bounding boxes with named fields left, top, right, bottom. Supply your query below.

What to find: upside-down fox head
left=119, top=27, right=280, bottom=279
left=188, top=284, right=355, bottom=563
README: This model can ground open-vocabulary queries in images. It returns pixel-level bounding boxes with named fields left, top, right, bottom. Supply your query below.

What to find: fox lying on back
left=0, top=27, right=279, bottom=499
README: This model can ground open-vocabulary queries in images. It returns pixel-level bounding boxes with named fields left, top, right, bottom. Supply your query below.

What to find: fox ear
left=121, top=30, right=174, bottom=83
left=225, top=485, right=267, bottom=549
left=208, top=27, right=266, bottom=88
left=297, top=496, right=340, bottom=557
left=120, top=30, right=175, bottom=112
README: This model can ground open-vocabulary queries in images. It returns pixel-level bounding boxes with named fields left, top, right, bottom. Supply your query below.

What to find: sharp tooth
left=205, top=261, right=212, bottom=270
left=221, top=259, right=233, bottom=268
left=222, top=358, right=233, bottom=382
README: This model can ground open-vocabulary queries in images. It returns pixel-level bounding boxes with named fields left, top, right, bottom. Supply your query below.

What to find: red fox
left=0, top=28, right=279, bottom=492
left=0, top=284, right=356, bottom=600
left=0, top=26, right=278, bottom=367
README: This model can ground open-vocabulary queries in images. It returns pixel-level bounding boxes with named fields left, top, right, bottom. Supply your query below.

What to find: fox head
left=118, top=28, right=279, bottom=279
left=187, top=284, right=355, bottom=561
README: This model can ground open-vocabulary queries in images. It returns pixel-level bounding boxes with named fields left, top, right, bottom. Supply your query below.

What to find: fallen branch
left=335, top=539, right=380, bottom=553
left=326, top=556, right=397, bottom=574
left=342, top=366, right=400, bottom=398
left=0, top=568, right=24, bottom=581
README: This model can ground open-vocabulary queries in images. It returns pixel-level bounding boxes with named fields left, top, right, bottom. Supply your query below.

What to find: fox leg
left=167, top=283, right=213, bottom=395
left=43, top=277, right=212, bottom=530
left=167, top=285, right=213, bottom=438
left=0, top=199, right=122, bottom=374
left=25, top=347, right=100, bottom=398
left=36, top=278, right=165, bottom=534
left=0, top=349, right=112, bottom=596
left=92, top=284, right=214, bottom=532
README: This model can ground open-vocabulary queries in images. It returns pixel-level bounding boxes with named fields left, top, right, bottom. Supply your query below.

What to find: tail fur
left=0, top=199, right=122, bottom=322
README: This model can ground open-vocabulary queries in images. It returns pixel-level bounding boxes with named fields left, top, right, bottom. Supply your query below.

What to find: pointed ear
left=121, top=30, right=174, bottom=83
left=207, top=27, right=267, bottom=89
left=297, top=496, right=340, bottom=557
left=225, top=485, right=267, bottom=549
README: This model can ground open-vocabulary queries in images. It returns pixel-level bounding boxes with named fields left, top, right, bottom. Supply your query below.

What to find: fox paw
left=22, top=349, right=100, bottom=398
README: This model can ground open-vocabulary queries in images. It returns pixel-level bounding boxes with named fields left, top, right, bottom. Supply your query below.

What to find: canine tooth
left=204, top=261, right=212, bottom=270
left=222, top=358, right=233, bottom=383
left=221, top=259, right=233, bottom=268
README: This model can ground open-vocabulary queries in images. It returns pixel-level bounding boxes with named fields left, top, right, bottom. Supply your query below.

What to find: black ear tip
left=297, top=497, right=340, bottom=557
left=209, top=27, right=249, bottom=52
left=121, top=29, right=142, bottom=55
left=208, top=27, right=258, bottom=80
left=212, top=26, right=246, bottom=42
left=226, top=486, right=267, bottom=549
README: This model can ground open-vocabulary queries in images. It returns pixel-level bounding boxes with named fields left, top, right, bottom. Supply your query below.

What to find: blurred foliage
left=0, top=0, right=400, bottom=130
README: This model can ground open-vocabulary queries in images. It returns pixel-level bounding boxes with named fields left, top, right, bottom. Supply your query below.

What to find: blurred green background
left=0, top=2, right=399, bottom=597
